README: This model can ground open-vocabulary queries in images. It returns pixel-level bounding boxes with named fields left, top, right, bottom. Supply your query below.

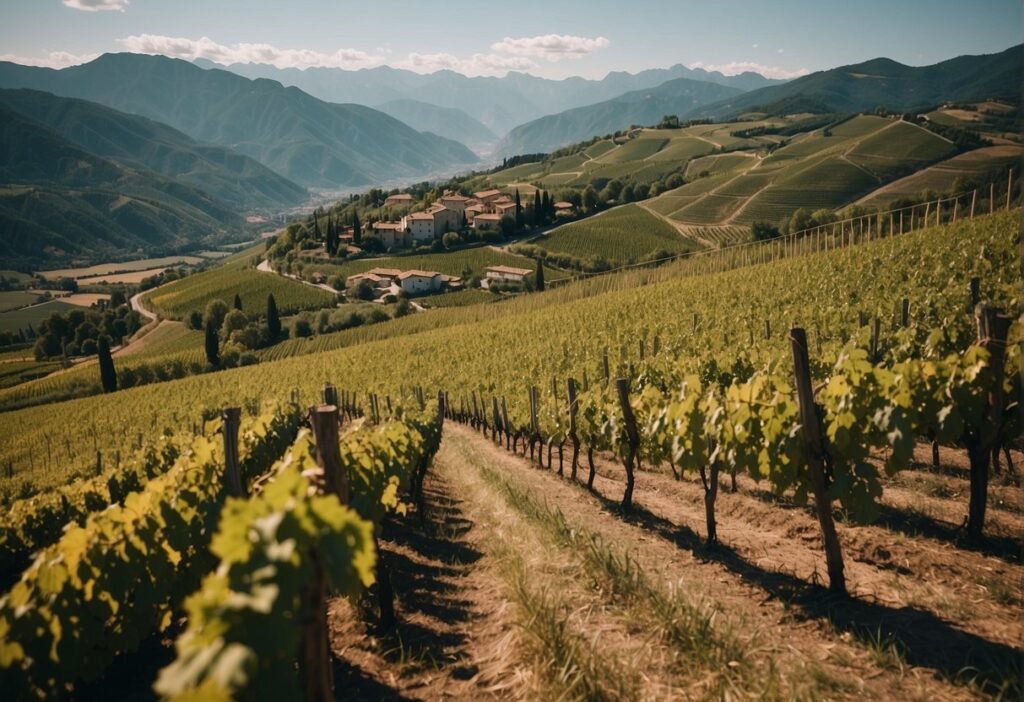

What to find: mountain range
left=375, top=99, right=499, bottom=153
left=693, top=44, right=1023, bottom=119
left=0, top=53, right=480, bottom=189
left=495, top=77, right=743, bottom=157
left=0, top=88, right=305, bottom=210
left=0, top=102, right=241, bottom=263
left=193, top=59, right=784, bottom=136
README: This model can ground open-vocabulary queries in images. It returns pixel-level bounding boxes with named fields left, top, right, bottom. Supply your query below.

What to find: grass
left=37, top=256, right=206, bottom=280
left=0, top=291, right=43, bottom=312
left=0, top=359, right=62, bottom=390
left=0, top=299, right=79, bottom=334
left=596, top=137, right=668, bottom=163
left=297, top=247, right=536, bottom=282
left=144, top=268, right=336, bottom=320
left=536, top=204, right=699, bottom=261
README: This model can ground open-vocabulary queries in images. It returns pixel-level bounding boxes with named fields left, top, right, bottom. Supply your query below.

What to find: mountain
left=691, top=44, right=1023, bottom=119
left=375, top=99, right=499, bottom=153
left=0, top=88, right=306, bottom=210
left=0, top=103, right=241, bottom=264
left=496, top=78, right=743, bottom=157
left=0, top=53, right=479, bottom=189
left=194, top=59, right=784, bottom=136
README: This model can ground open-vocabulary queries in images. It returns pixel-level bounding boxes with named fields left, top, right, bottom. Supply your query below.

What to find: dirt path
left=256, top=258, right=340, bottom=295
left=437, top=422, right=1020, bottom=699
left=634, top=201, right=718, bottom=249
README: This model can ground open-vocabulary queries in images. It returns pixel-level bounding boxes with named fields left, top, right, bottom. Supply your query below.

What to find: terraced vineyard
left=0, top=209, right=1019, bottom=700
left=532, top=204, right=700, bottom=261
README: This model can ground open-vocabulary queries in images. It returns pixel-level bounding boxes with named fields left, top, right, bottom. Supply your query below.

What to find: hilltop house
left=473, top=213, right=502, bottom=231
left=346, top=267, right=461, bottom=298
left=369, top=221, right=410, bottom=249
left=383, top=193, right=414, bottom=207
left=485, top=265, right=533, bottom=284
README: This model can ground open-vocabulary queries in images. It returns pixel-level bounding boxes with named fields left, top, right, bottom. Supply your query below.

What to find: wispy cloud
left=395, top=51, right=535, bottom=76
left=63, top=0, right=128, bottom=11
left=116, top=34, right=384, bottom=69
left=688, top=60, right=809, bottom=80
left=0, top=51, right=99, bottom=68
left=492, top=34, right=609, bottom=61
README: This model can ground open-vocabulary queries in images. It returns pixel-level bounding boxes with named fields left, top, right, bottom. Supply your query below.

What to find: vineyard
left=0, top=209, right=1020, bottom=699
left=534, top=204, right=700, bottom=261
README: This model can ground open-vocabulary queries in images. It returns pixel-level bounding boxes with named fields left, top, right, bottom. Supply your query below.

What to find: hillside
left=0, top=54, right=479, bottom=188
left=496, top=77, right=743, bottom=156
left=375, top=99, right=499, bottom=153
left=200, top=60, right=783, bottom=136
left=0, top=104, right=241, bottom=264
left=692, top=44, right=1023, bottom=119
left=0, top=89, right=306, bottom=211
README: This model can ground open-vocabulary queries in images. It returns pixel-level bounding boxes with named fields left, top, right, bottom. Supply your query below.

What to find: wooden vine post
left=309, top=405, right=348, bottom=503
left=615, top=377, right=640, bottom=512
left=501, top=397, right=511, bottom=450
left=966, top=306, right=1011, bottom=541
left=789, top=328, right=846, bottom=594
left=567, top=378, right=580, bottom=480
left=221, top=407, right=244, bottom=498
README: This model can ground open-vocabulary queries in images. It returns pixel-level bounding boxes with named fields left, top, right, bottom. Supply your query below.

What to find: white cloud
left=116, top=34, right=384, bottom=70
left=752, top=43, right=759, bottom=49
left=777, top=48, right=784, bottom=54
left=63, top=0, right=128, bottom=11
left=491, top=34, right=609, bottom=62
left=688, top=60, right=810, bottom=80
left=0, top=51, right=99, bottom=68
left=395, top=52, right=536, bottom=76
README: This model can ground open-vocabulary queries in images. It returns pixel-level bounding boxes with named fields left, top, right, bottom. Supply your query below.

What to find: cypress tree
left=533, top=190, right=542, bottom=225
left=514, top=189, right=523, bottom=229
left=204, top=320, right=219, bottom=366
left=353, top=212, right=362, bottom=245
left=233, top=293, right=243, bottom=311
left=97, top=336, right=117, bottom=393
left=313, top=209, right=322, bottom=239
left=535, top=260, right=545, bottom=292
left=267, top=294, right=281, bottom=339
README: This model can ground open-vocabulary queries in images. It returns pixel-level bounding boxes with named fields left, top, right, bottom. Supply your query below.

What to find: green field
left=0, top=291, right=44, bottom=312
left=535, top=204, right=698, bottom=261
left=299, top=247, right=538, bottom=282
left=144, top=268, right=336, bottom=320
left=418, top=289, right=500, bottom=309
left=38, top=256, right=207, bottom=280
left=0, top=300, right=79, bottom=334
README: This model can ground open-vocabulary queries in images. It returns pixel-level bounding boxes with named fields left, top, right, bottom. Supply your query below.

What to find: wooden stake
left=222, top=407, right=244, bottom=497
left=790, top=327, right=846, bottom=594
left=567, top=378, right=580, bottom=480
left=310, top=405, right=347, bottom=503
left=615, top=378, right=640, bottom=512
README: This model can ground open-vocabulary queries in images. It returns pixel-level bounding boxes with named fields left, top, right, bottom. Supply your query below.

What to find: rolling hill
left=495, top=77, right=743, bottom=157
left=692, top=44, right=1023, bottom=119
left=375, top=99, right=499, bottom=153
left=0, top=89, right=306, bottom=210
left=199, top=60, right=783, bottom=136
left=0, top=53, right=479, bottom=189
left=0, top=103, right=242, bottom=264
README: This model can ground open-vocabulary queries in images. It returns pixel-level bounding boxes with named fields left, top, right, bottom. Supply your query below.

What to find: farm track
left=340, top=423, right=1020, bottom=700
left=635, top=201, right=718, bottom=249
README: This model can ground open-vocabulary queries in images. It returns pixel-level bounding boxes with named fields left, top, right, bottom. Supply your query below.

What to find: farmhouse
left=554, top=201, right=574, bottom=212
left=369, top=221, right=409, bottom=249
left=495, top=201, right=518, bottom=217
left=402, top=212, right=436, bottom=243
left=383, top=193, right=414, bottom=207
left=485, top=265, right=533, bottom=283
left=473, top=189, right=503, bottom=203
left=472, top=213, right=502, bottom=231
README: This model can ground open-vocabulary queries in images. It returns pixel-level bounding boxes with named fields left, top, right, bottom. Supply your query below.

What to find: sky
left=0, top=0, right=1020, bottom=80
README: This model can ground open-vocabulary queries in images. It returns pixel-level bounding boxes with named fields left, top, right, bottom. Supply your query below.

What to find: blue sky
left=1, top=0, right=1020, bottom=79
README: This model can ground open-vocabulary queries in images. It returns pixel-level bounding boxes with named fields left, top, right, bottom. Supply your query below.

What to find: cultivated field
left=535, top=204, right=700, bottom=261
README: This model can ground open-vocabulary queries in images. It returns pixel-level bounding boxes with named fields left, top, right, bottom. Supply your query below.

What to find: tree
left=352, top=212, right=362, bottom=245
left=534, top=260, right=545, bottom=292
left=533, top=190, right=542, bottom=225
left=204, top=299, right=229, bottom=330
left=514, top=189, right=523, bottom=229
left=266, top=294, right=281, bottom=340
left=233, top=293, right=243, bottom=311
left=204, top=320, right=220, bottom=366
left=751, top=221, right=781, bottom=241
left=498, top=216, right=516, bottom=239
left=223, top=309, right=248, bottom=336
left=394, top=298, right=413, bottom=317
left=582, top=185, right=599, bottom=211
left=187, top=310, right=203, bottom=330
left=97, top=336, right=117, bottom=393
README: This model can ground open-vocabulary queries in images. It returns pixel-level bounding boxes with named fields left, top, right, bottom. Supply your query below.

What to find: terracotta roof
left=473, top=213, right=502, bottom=221
left=397, top=269, right=441, bottom=280
left=372, top=221, right=404, bottom=230
left=486, top=265, right=533, bottom=276
left=495, top=202, right=518, bottom=212
left=366, top=267, right=402, bottom=277
left=473, top=189, right=503, bottom=199
left=347, top=272, right=384, bottom=284
left=554, top=201, right=574, bottom=209
left=441, top=193, right=470, bottom=201
left=493, top=195, right=513, bottom=204
left=465, top=204, right=485, bottom=213
left=407, top=212, right=434, bottom=220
